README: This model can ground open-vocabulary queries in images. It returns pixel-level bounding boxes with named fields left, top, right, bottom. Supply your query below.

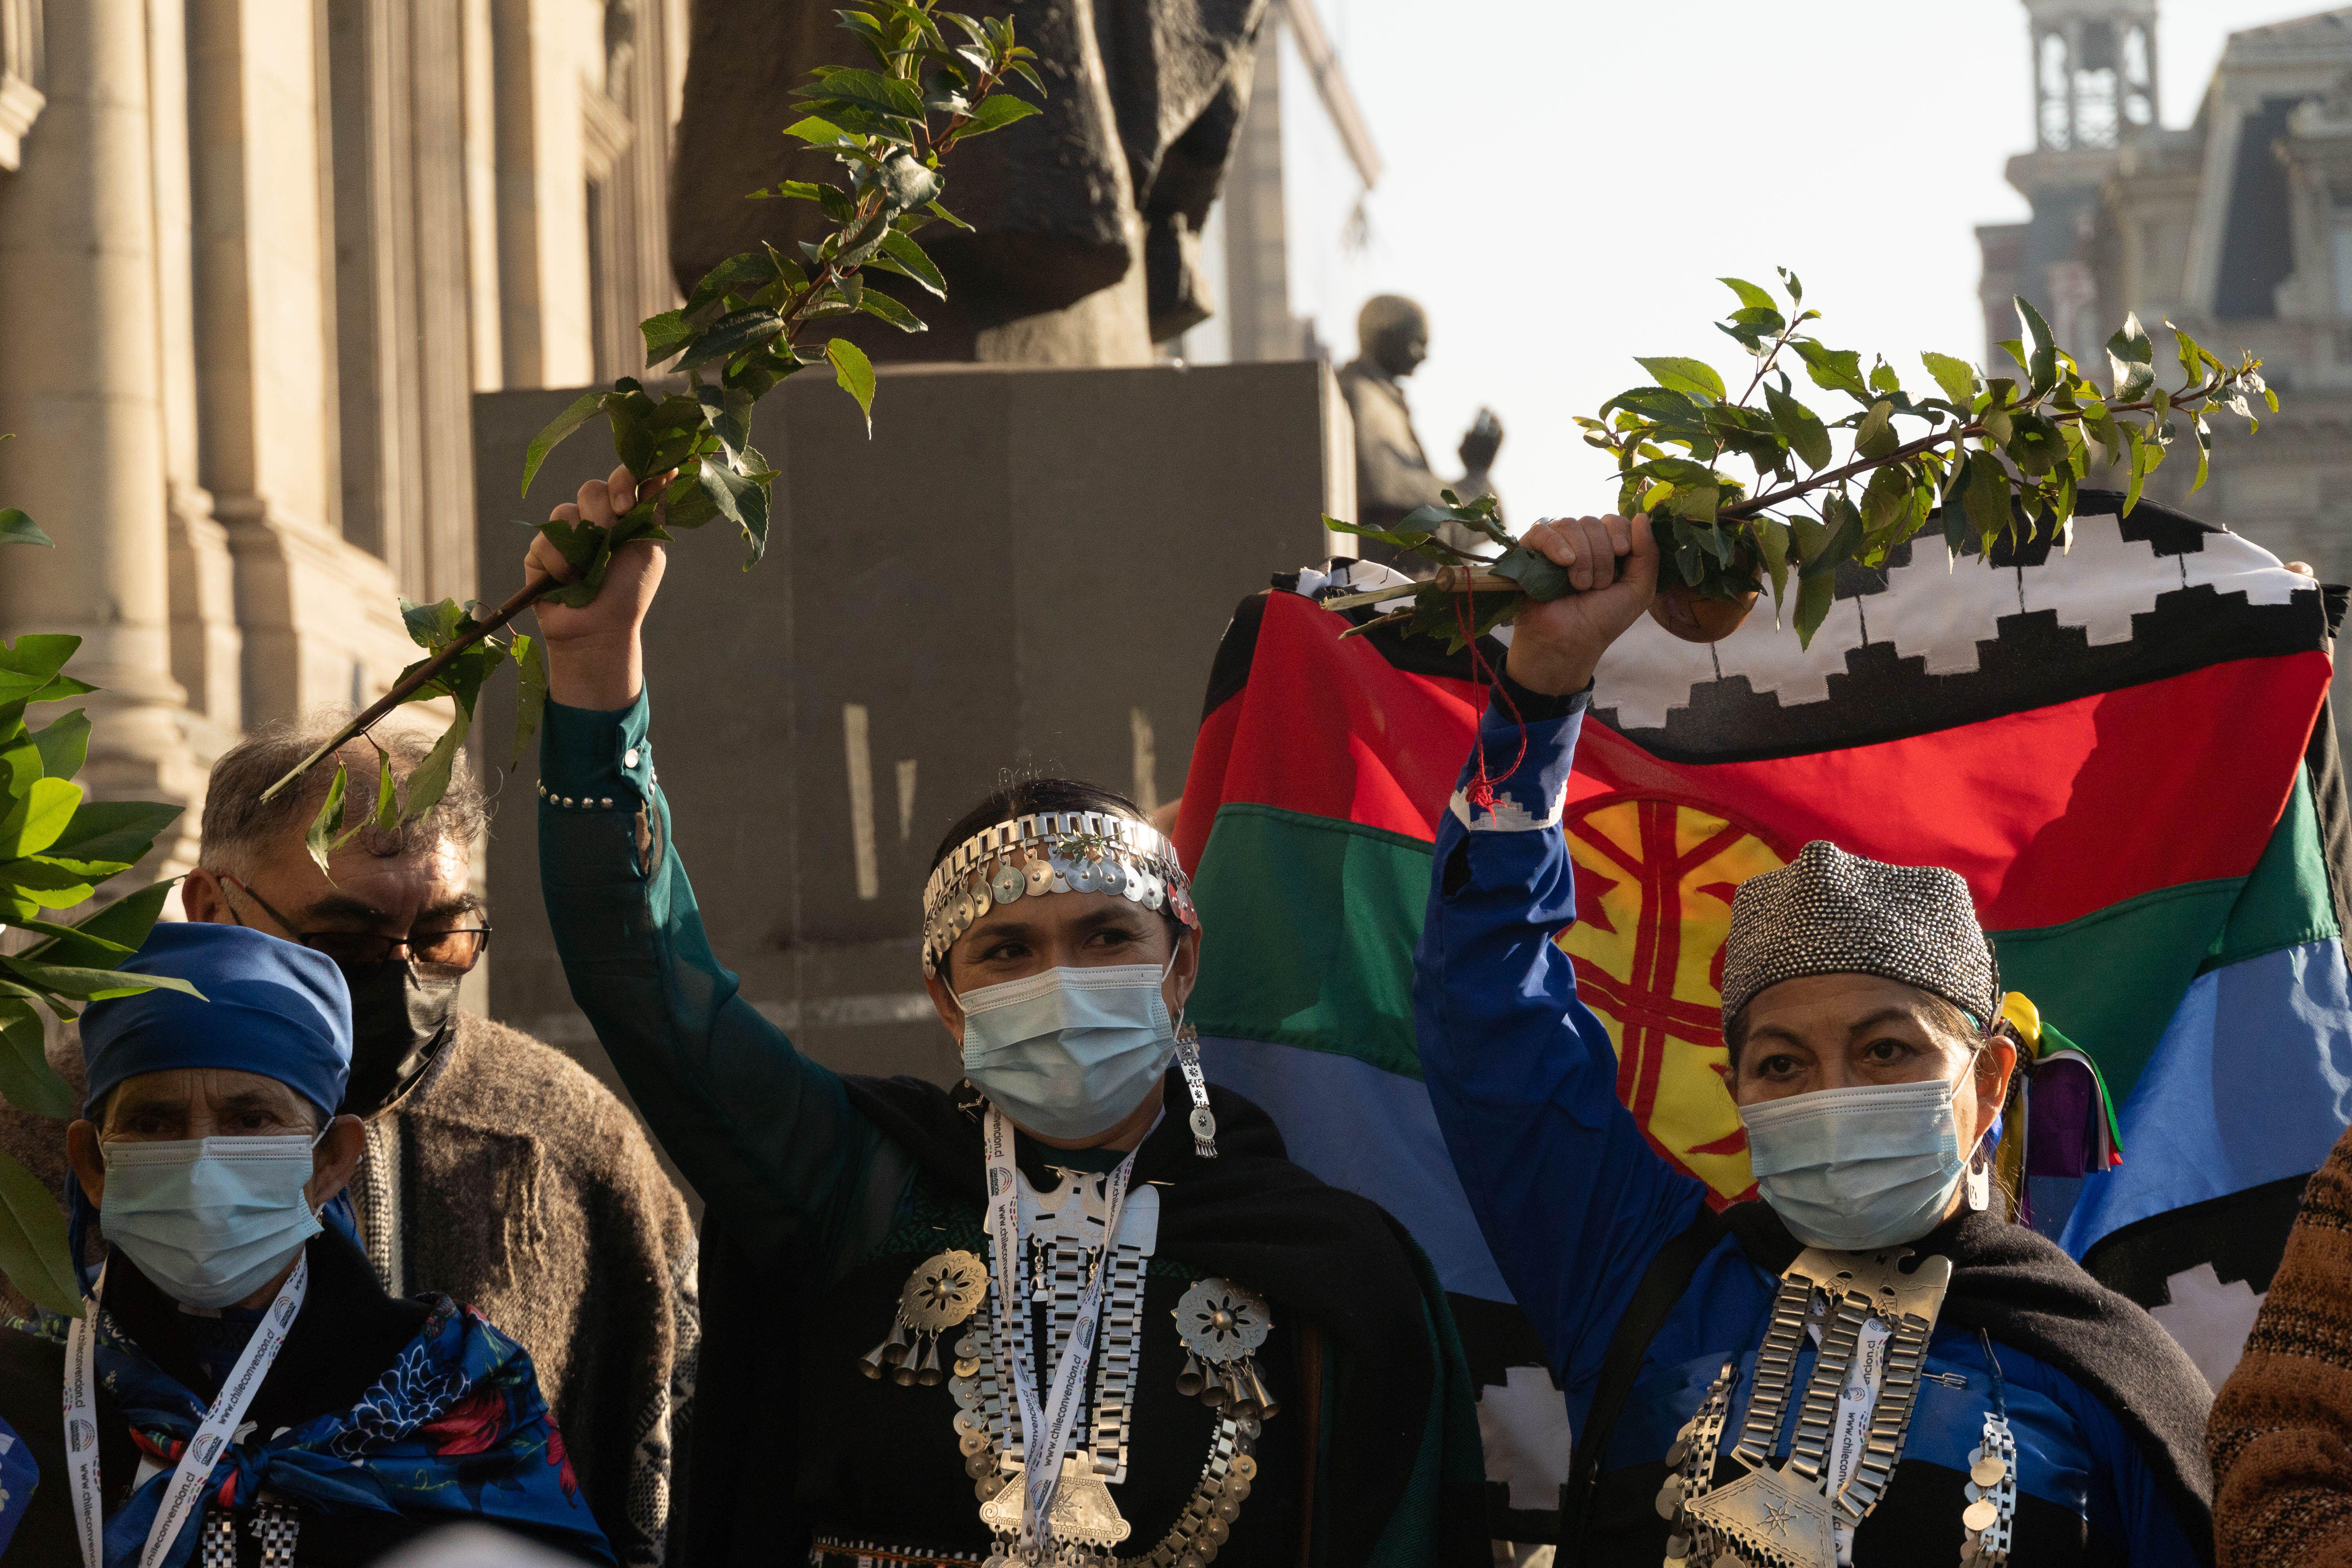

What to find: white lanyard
left=67, top=1252, right=309, bottom=1568
left=982, top=1105, right=1137, bottom=1555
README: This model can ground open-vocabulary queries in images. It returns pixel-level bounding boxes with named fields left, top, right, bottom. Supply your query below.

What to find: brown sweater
left=2211, top=1120, right=2352, bottom=1566
left=0, top=1012, right=697, bottom=1568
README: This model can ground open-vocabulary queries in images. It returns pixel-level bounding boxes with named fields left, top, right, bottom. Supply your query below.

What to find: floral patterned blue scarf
left=27, top=1292, right=612, bottom=1567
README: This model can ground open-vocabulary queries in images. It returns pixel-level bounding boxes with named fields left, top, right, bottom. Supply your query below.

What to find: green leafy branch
left=261, top=0, right=1043, bottom=828
left=1331, top=270, right=2273, bottom=649
left=1, top=515, right=194, bottom=1314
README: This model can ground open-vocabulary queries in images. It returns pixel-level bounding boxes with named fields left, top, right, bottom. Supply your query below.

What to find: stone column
left=188, top=0, right=412, bottom=728
left=149, top=0, right=241, bottom=748
left=0, top=0, right=207, bottom=864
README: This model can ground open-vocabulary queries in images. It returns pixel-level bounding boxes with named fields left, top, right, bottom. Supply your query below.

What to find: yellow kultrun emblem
left=1553, top=793, right=1790, bottom=1204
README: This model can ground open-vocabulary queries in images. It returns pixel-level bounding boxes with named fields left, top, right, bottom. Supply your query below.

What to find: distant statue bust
left=1337, top=294, right=1504, bottom=570
left=670, top=0, right=1269, bottom=367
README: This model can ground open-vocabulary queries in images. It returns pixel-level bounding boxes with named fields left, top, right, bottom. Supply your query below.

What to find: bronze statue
left=670, top=0, right=1269, bottom=366
left=1337, top=295, right=1503, bottom=571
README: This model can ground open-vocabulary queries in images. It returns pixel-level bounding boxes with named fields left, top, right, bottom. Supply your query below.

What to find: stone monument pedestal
left=472, top=359, right=1352, bottom=1135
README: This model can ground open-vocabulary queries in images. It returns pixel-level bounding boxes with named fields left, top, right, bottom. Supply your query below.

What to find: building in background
left=1979, top=1, right=2352, bottom=705
left=0, top=0, right=686, bottom=872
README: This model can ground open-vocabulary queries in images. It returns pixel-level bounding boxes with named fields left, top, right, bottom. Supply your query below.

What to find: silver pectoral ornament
left=1173, top=1277, right=1278, bottom=1419
left=861, top=1249, right=989, bottom=1386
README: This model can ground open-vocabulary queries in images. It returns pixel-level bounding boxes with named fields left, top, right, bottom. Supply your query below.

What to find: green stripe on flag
left=1189, top=803, right=1434, bottom=1078
left=1993, top=769, right=2336, bottom=1102
left=2204, top=768, right=2339, bottom=973
left=1991, top=881, right=2239, bottom=1105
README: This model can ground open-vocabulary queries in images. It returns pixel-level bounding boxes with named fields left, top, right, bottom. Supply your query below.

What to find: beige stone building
left=0, top=0, right=686, bottom=871
left=1979, top=1, right=2352, bottom=704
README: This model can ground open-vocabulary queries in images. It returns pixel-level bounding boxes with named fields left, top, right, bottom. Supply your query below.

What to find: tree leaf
left=1965, top=450, right=2013, bottom=541
left=2106, top=314, right=2156, bottom=402
left=640, top=310, right=698, bottom=367
left=1793, top=568, right=1836, bottom=648
left=954, top=93, right=1041, bottom=139
left=0, top=510, right=51, bottom=548
left=827, top=337, right=877, bottom=435
left=1762, top=384, right=1831, bottom=471
left=798, top=65, right=925, bottom=120
left=40, top=801, right=178, bottom=868
left=2015, top=296, right=2059, bottom=394
left=1720, top=277, right=1776, bottom=312
left=1634, top=356, right=1727, bottom=405
left=0, top=1145, right=80, bottom=1314
left=1801, top=495, right=1864, bottom=580
left=29, top=709, right=89, bottom=783
left=1854, top=400, right=1898, bottom=461
left=304, top=763, right=348, bottom=880
left=696, top=383, right=755, bottom=459
left=0, top=956, right=200, bottom=1003
left=1753, top=519, right=1791, bottom=605
left=19, top=879, right=175, bottom=971
left=1920, top=352, right=1978, bottom=409
left=1792, top=340, right=1870, bottom=400
left=522, top=390, right=608, bottom=498
left=857, top=290, right=927, bottom=333
left=0, top=778, right=82, bottom=860
left=512, top=634, right=548, bottom=771
left=400, top=707, right=470, bottom=826
left=876, top=151, right=946, bottom=214
left=0, top=999, right=73, bottom=1120
left=877, top=230, right=946, bottom=297
left=679, top=309, right=786, bottom=372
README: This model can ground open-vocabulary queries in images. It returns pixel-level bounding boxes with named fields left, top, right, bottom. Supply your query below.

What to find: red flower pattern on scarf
left=546, top=1422, right=580, bottom=1501
left=419, top=1385, right=509, bottom=1456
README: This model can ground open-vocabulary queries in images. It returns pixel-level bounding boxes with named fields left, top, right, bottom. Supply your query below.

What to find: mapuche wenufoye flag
left=1170, top=491, right=2352, bottom=1546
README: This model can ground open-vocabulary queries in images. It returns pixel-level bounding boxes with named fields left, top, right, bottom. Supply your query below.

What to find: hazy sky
left=1279, top=0, right=2316, bottom=523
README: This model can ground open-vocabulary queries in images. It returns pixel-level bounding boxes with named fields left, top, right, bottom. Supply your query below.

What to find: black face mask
left=336, top=960, right=463, bottom=1118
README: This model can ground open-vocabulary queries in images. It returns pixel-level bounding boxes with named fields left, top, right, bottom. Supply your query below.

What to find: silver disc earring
left=1175, top=1022, right=1217, bottom=1159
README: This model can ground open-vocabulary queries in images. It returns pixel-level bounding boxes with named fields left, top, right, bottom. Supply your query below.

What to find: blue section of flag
left=2058, top=938, right=2352, bottom=1258
left=1200, top=1034, right=1514, bottom=1301
left=0, top=1408, right=38, bottom=1555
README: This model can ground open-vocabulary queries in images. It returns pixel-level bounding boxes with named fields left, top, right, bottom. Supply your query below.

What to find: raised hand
left=527, top=463, right=672, bottom=709
left=1504, top=513, right=1659, bottom=696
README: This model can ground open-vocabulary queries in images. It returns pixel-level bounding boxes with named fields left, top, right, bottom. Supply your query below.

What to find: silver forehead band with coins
left=923, top=811, right=1198, bottom=976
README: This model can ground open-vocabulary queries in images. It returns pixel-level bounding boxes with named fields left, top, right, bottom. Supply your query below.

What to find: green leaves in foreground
left=269, top=0, right=1041, bottom=830
left=0, top=627, right=195, bottom=1316
left=1360, top=272, right=2271, bottom=651
left=299, top=596, right=528, bottom=872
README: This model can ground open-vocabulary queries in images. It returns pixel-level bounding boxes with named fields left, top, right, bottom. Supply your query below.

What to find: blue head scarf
left=69, top=923, right=359, bottom=1290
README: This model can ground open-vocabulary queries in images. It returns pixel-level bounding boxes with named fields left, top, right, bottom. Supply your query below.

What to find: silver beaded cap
left=920, top=809, right=1196, bottom=976
left=1720, top=839, right=1998, bottom=1027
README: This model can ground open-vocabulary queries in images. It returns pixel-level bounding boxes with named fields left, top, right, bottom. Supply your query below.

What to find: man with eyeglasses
left=0, top=717, right=695, bottom=1568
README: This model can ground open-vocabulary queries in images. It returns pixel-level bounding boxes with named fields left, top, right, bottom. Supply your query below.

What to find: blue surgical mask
left=100, top=1134, right=324, bottom=1308
left=1739, top=1067, right=1980, bottom=1252
left=956, top=962, right=1178, bottom=1140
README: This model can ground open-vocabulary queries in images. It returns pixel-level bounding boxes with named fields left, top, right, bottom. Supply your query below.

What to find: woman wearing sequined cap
left=520, top=466, right=1486, bottom=1568
left=1412, top=511, right=2217, bottom=1566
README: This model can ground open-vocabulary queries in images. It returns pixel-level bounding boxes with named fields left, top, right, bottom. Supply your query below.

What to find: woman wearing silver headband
left=1412, top=512, right=2215, bottom=1566
left=518, top=467, right=1485, bottom=1568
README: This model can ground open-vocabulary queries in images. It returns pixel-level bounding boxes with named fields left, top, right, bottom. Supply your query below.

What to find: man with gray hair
left=0, top=715, right=696, bottom=1568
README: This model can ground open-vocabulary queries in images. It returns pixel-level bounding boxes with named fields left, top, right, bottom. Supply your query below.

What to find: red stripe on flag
left=1179, top=591, right=2331, bottom=930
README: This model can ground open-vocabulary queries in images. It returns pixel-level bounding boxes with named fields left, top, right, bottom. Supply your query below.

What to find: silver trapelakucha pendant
left=979, top=1456, right=1133, bottom=1549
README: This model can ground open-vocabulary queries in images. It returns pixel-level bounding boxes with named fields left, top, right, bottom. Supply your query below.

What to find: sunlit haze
left=1279, top=0, right=2316, bottom=528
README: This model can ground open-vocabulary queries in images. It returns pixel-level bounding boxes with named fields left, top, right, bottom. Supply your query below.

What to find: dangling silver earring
left=1175, top=1022, right=1217, bottom=1159
left=1965, top=1149, right=1992, bottom=1213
